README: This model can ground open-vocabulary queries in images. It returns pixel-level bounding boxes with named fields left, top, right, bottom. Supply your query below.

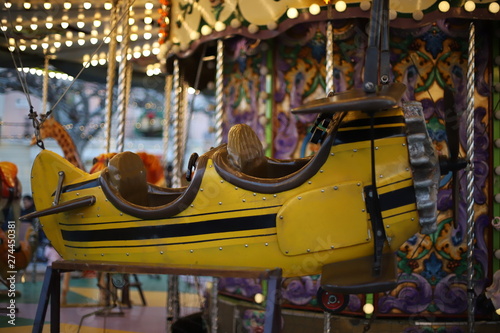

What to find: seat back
left=227, top=124, right=267, bottom=177
left=108, top=151, right=149, bottom=206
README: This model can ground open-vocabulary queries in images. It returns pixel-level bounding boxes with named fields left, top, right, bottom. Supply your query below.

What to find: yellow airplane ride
left=24, top=82, right=440, bottom=313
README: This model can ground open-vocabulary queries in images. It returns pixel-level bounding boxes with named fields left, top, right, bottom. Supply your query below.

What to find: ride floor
left=0, top=263, right=204, bottom=333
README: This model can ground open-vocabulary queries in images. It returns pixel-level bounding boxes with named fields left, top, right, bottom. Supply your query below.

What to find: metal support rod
left=323, top=312, right=331, bottom=333
left=42, top=55, right=49, bottom=113
left=210, top=277, right=219, bottom=333
left=162, top=75, right=173, bottom=172
left=104, top=0, right=120, bottom=153
left=180, top=81, right=190, bottom=168
left=171, top=59, right=182, bottom=188
left=116, top=0, right=132, bottom=153
left=214, top=39, right=224, bottom=146
left=325, top=21, right=334, bottom=94
left=166, top=275, right=180, bottom=332
left=465, top=21, right=476, bottom=333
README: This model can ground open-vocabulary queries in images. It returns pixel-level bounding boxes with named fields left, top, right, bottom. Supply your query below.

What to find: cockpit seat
left=107, top=151, right=149, bottom=206
left=227, top=123, right=267, bottom=178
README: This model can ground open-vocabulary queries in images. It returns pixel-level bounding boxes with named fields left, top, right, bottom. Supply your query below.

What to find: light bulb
left=438, top=1, right=450, bottom=12
left=489, top=2, right=500, bottom=14
left=287, top=7, right=299, bottom=19
left=309, top=4, right=321, bottom=16
left=335, top=1, right=347, bottom=12
left=464, top=1, right=475, bottom=12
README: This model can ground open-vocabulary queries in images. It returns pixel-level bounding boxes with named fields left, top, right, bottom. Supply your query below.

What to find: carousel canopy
left=0, top=1, right=498, bottom=84
left=159, top=0, right=499, bottom=59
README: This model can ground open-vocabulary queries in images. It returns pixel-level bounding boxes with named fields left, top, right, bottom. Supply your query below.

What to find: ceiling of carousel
left=0, top=1, right=499, bottom=86
left=0, top=0, right=164, bottom=85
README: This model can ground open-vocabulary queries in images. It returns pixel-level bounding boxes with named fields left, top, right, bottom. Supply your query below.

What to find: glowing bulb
left=287, top=7, right=299, bottom=19
left=412, top=10, right=424, bottom=21
left=360, top=1, right=371, bottom=11
left=309, top=4, right=321, bottom=15
left=144, top=32, right=152, bottom=40
left=214, top=21, right=226, bottom=32
left=83, top=2, right=92, bottom=10
left=43, top=2, right=51, bottom=10
left=144, top=16, right=153, bottom=25
left=61, top=15, right=69, bottom=29
left=230, top=18, right=241, bottom=29
left=104, top=2, right=113, bottom=10
left=23, top=2, right=31, bottom=10
left=363, top=303, right=374, bottom=314
left=438, top=1, right=450, bottom=12
left=254, top=293, right=264, bottom=304
left=45, top=16, right=53, bottom=29
left=201, top=25, right=212, bottom=36
left=65, top=40, right=73, bottom=47
left=63, top=2, right=71, bottom=10
left=335, top=1, right=347, bottom=12
left=145, top=1, right=154, bottom=10
left=464, top=1, right=475, bottom=12
left=4, top=2, right=12, bottom=9
left=489, top=2, right=500, bottom=14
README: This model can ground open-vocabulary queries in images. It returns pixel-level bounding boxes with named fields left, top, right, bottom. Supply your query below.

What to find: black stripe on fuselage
left=62, top=179, right=100, bottom=193
left=378, top=186, right=416, bottom=212
left=338, top=115, right=405, bottom=129
left=334, top=127, right=405, bottom=144
left=61, top=214, right=277, bottom=242
left=64, top=232, right=277, bottom=249
left=58, top=205, right=282, bottom=227
left=334, top=115, right=405, bottom=144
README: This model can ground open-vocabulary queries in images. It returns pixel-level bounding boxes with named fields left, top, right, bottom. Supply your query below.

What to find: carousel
left=0, top=0, right=500, bottom=332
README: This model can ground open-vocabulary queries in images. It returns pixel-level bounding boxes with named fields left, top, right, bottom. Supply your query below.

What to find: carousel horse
left=0, top=162, right=34, bottom=280
left=90, top=152, right=166, bottom=186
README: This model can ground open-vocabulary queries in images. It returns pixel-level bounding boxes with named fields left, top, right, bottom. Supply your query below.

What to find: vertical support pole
left=492, top=21, right=500, bottom=277
left=166, top=275, right=180, bottom=332
left=180, top=81, right=190, bottom=166
left=171, top=59, right=182, bottom=188
left=104, top=0, right=120, bottom=153
left=32, top=266, right=54, bottom=333
left=162, top=75, right=173, bottom=174
left=210, top=277, right=219, bottom=333
left=42, top=55, right=49, bottom=113
left=465, top=21, right=476, bottom=333
left=264, top=41, right=274, bottom=157
left=214, top=39, right=224, bottom=146
left=323, top=312, right=331, bottom=333
left=325, top=20, right=334, bottom=94
left=116, top=0, right=132, bottom=153
left=263, top=269, right=282, bottom=333
left=50, top=267, right=61, bottom=333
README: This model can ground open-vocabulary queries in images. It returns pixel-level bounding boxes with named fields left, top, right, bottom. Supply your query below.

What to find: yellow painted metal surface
left=277, top=181, right=369, bottom=256
left=31, top=132, right=421, bottom=277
